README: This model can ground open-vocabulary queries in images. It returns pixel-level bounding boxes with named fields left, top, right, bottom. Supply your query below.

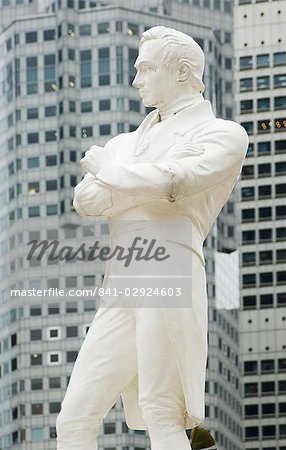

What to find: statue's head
left=132, top=26, right=205, bottom=108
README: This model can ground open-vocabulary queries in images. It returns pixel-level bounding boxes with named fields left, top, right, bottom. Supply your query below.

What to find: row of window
left=241, top=184, right=286, bottom=200
left=8, top=122, right=138, bottom=148
left=242, top=227, right=286, bottom=244
left=29, top=325, right=87, bottom=341
left=241, top=118, right=286, bottom=135
left=241, top=205, right=286, bottom=223
left=242, top=271, right=286, bottom=287
left=240, top=96, right=286, bottom=113
left=244, top=402, right=286, bottom=419
left=242, top=293, right=286, bottom=310
left=243, top=162, right=285, bottom=177
left=240, top=52, right=286, bottom=70
left=239, top=74, right=286, bottom=91
left=244, top=359, right=286, bottom=375
left=244, top=380, right=286, bottom=397
left=242, top=249, right=286, bottom=265
left=246, top=140, right=286, bottom=157
left=245, top=424, right=286, bottom=441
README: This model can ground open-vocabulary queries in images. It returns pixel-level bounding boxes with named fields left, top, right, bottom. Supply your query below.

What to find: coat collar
left=138, top=100, right=216, bottom=137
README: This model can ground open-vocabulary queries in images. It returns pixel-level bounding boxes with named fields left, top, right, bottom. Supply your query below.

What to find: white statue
left=56, top=26, right=248, bottom=450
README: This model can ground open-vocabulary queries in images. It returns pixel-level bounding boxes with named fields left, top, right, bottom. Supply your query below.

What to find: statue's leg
left=136, top=308, right=190, bottom=450
left=56, top=306, right=137, bottom=450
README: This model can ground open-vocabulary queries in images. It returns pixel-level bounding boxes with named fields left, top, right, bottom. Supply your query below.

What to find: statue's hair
left=140, top=26, right=205, bottom=93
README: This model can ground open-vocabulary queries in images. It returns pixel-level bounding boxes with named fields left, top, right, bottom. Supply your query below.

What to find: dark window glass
left=66, top=326, right=78, bottom=337
left=99, top=124, right=111, bottom=136
left=257, top=97, right=270, bottom=111
left=30, top=329, right=42, bottom=341
left=81, top=126, right=92, bottom=138
left=240, top=78, right=253, bottom=92
left=276, top=184, right=286, bottom=196
left=261, top=381, right=275, bottom=394
left=245, top=426, right=259, bottom=439
left=276, top=205, right=286, bottom=219
left=278, top=359, right=286, bottom=372
left=274, top=52, right=286, bottom=66
left=49, top=377, right=61, bottom=389
left=45, top=105, right=56, bottom=117
left=67, top=351, right=78, bottom=362
left=258, top=141, right=271, bottom=155
left=98, top=22, right=110, bottom=34
left=242, top=208, right=255, bottom=222
left=258, top=185, right=271, bottom=198
left=31, top=403, right=43, bottom=414
left=104, top=422, right=116, bottom=434
left=243, top=295, right=256, bottom=310
left=242, top=165, right=254, bottom=178
left=260, top=294, right=273, bottom=308
left=81, top=101, right=92, bottom=113
left=256, top=54, right=269, bottom=68
left=275, top=96, right=286, bottom=109
left=241, top=122, right=253, bottom=135
left=240, top=56, right=253, bottom=70
left=257, top=76, right=270, bottom=90
left=31, top=353, right=42, bottom=365
left=46, top=155, right=57, bottom=166
left=277, top=228, right=286, bottom=241
left=27, top=132, right=39, bottom=144
left=242, top=252, right=256, bottom=265
left=245, top=404, right=258, bottom=417
left=79, top=25, right=91, bottom=36
left=276, top=162, right=286, bottom=174
left=49, top=402, right=61, bottom=413
left=44, top=29, right=55, bottom=40
left=26, top=32, right=37, bottom=43
left=243, top=273, right=256, bottom=287
left=99, top=99, right=111, bottom=111
left=242, top=230, right=255, bottom=244
left=274, top=74, right=286, bottom=88
left=45, top=130, right=57, bottom=142
left=261, top=359, right=275, bottom=372
left=27, top=108, right=38, bottom=119
left=241, top=186, right=254, bottom=199
left=262, top=403, right=275, bottom=416
left=258, top=163, right=271, bottom=176
left=31, top=378, right=43, bottom=390
left=244, top=360, right=258, bottom=374
left=30, top=305, right=41, bottom=315
left=259, top=207, right=272, bottom=220
left=240, top=99, right=253, bottom=113
left=277, top=271, right=286, bottom=283
left=262, top=425, right=276, bottom=437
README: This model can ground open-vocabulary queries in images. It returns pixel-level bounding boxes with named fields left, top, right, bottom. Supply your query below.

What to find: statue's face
left=133, top=40, right=178, bottom=108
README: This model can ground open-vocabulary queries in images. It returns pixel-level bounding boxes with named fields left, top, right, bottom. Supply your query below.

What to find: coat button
left=168, top=194, right=175, bottom=202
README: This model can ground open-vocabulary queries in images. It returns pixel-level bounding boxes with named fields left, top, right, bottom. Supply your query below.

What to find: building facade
left=235, top=0, right=286, bottom=448
left=1, top=0, right=241, bottom=449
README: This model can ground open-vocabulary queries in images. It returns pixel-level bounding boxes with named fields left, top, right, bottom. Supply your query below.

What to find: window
left=44, top=29, right=55, bottom=41
left=276, top=184, right=286, bottom=197
left=243, top=273, right=256, bottom=287
left=279, top=380, right=286, bottom=394
left=277, top=292, right=286, bottom=306
left=32, top=403, right=43, bottom=415
left=45, top=130, right=57, bottom=142
left=275, top=117, right=286, bottom=131
left=257, top=76, right=270, bottom=90
left=260, top=294, right=273, bottom=308
left=27, top=132, right=39, bottom=144
left=279, top=403, right=286, bottom=415
left=260, top=271, right=273, bottom=285
left=66, top=326, right=78, bottom=337
left=28, top=182, right=40, bottom=194
left=241, top=186, right=254, bottom=200
left=128, top=48, right=137, bottom=85
left=242, top=208, right=255, bottom=222
left=262, top=403, right=275, bottom=416
left=46, top=180, right=58, bottom=191
left=31, top=353, right=42, bottom=366
left=84, top=299, right=95, bottom=311
left=66, top=301, right=77, bottom=313
left=30, top=305, right=41, bottom=316
left=116, top=46, right=124, bottom=84
left=242, top=230, right=255, bottom=244
left=277, top=228, right=286, bottom=241
left=48, top=327, right=61, bottom=339
left=100, top=124, right=111, bottom=136
left=98, top=48, right=110, bottom=85
left=80, top=50, right=92, bottom=88
left=278, top=358, right=286, bottom=372
left=242, top=165, right=254, bottom=178
left=99, top=99, right=110, bottom=111
left=243, top=295, right=256, bottom=310
left=26, top=32, right=37, bottom=43
left=30, top=329, right=42, bottom=341
left=274, top=74, right=286, bottom=88
left=246, top=143, right=254, bottom=156
left=240, top=100, right=253, bottom=113
left=81, top=126, right=92, bottom=138
left=129, top=100, right=140, bottom=112
left=47, top=204, right=58, bottom=215
left=262, top=381, right=275, bottom=395
left=27, top=107, right=38, bottom=119
left=245, top=404, right=258, bottom=417
left=275, top=96, right=286, bottom=109
left=29, top=206, right=40, bottom=217
left=104, top=422, right=116, bottom=434
left=81, top=101, right=92, bottom=113
left=256, top=54, right=269, bottom=68
left=67, top=351, right=78, bottom=362
left=48, top=352, right=61, bottom=365
left=242, top=252, right=256, bottom=266
left=44, top=54, right=56, bottom=92
left=258, top=141, right=271, bottom=155
left=45, top=105, right=56, bottom=117
left=244, top=360, right=258, bottom=374
left=31, top=378, right=43, bottom=390
left=277, top=270, right=286, bottom=283
left=275, top=140, right=286, bottom=153
left=68, top=48, right=75, bottom=60
left=98, top=22, right=110, bottom=34
left=240, top=56, right=253, bottom=70
left=258, top=163, right=271, bottom=176
left=49, top=402, right=61, bottom=413
left=274, top=52, right=286, bottom=66
left=276, top=162, right=286, bottom=174
left=241, top=122, right=253, bottom=135
left=263, top=425, right=276, bottom=438
left=257, top=97, right=270, bottom=111
left=79, top=24, right=91, bottom=36
left=48, top=303, right=59, bottom=314
left=245, top=426, right=259, bottom=440
left=26, top=56, right=38, bottom=94
left=49, top=377, right=61, bottom=388
left=46, top=155, right=57, bottom=166
left=240, top=78, right=253, bottom=92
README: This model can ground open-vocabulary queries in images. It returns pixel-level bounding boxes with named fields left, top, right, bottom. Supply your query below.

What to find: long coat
left=73, top=99, right=249, bottom=429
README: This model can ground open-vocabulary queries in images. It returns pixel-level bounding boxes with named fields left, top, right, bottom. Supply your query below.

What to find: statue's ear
left=177, top=61, right=192, bottom=83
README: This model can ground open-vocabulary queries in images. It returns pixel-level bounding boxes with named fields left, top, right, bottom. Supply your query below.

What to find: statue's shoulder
left=198, top=116, right=249, bottom=146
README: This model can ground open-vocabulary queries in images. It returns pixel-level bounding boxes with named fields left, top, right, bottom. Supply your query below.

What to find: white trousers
left=56, top=307, right=191, bottom=450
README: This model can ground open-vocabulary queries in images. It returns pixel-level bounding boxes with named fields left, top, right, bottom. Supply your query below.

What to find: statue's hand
left=80, top=145, right=108, bottom=176
left=170, top=142, right=205, bottom=160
